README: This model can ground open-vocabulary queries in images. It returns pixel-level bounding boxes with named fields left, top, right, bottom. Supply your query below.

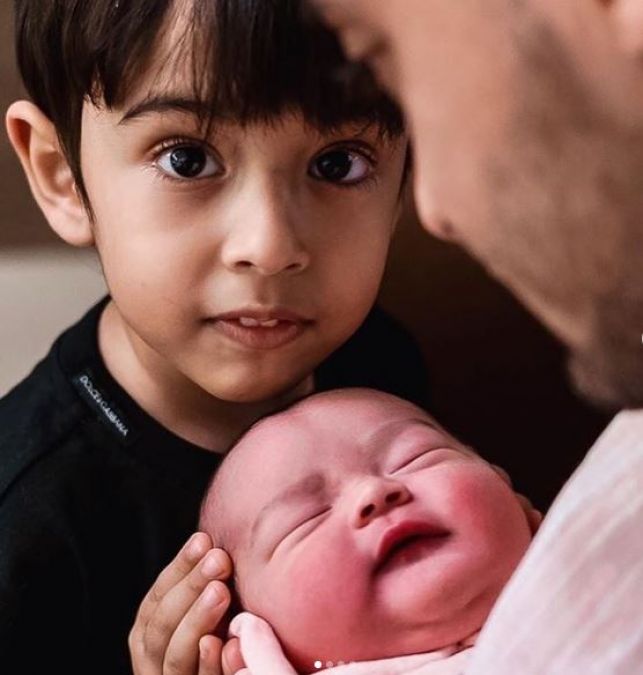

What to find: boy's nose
left=220, top=186, right=310, bottom=276
left=351, top=478, right=412, bottom=528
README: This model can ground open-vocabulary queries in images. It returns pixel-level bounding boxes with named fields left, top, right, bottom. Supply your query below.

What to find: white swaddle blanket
left=468, top=410, right=643, bottom=674
left=313, top=641, right=473, bottom=675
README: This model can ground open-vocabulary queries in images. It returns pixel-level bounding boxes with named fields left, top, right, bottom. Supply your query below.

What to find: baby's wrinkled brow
left=251, top=472, right=326, bottom=540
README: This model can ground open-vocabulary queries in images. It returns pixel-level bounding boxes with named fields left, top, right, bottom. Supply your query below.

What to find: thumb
left=229, top=612, right=298, bottom=675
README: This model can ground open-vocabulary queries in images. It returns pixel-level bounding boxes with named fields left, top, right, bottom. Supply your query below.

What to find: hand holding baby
left=128, top=535, right=243, bottom=675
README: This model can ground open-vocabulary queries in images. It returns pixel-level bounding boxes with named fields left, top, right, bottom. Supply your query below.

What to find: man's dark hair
left=14, top=0, right=404, bottom=211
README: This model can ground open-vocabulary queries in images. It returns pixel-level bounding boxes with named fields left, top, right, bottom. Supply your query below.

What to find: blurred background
left=0, top=1, right=610, bottom=509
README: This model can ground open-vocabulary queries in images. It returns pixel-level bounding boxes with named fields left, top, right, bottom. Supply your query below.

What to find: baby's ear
left=459, top=443, right=485, bottom=463
left=5, top=101, right=94, bottom=247
left=489, top=461, right=512, bottom=487
left=518, top=495, right=543, bottom=536
left=488, top=460, right=543, bottom=534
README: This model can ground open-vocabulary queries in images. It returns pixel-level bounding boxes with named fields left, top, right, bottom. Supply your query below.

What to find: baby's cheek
left=282, top=534, right=365, bottom=615
left=435, top=464, right=530, bottom=548
left=249, top=533, right=371, bottom=668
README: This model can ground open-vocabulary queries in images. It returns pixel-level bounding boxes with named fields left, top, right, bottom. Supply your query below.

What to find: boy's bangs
left=14, top=0, right=404, bottom=209
left=95, top=0, right=403, bottom=136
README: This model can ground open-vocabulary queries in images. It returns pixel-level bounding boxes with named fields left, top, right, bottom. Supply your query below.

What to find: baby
left=200, top=389, right=536, bottom=673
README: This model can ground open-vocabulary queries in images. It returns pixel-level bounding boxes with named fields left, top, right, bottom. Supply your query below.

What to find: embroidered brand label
left=73, top=371, right=132, bottom=442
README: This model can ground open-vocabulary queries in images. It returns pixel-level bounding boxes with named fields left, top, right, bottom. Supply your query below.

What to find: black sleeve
left=316, top=304, right=430, bottom=408
left=0, top=455, right=148, bottom=675
left=0, top=479, right=89, bottom=674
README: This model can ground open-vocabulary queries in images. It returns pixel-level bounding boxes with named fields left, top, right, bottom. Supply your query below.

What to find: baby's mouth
left=374, top=522, right=452, bottom=574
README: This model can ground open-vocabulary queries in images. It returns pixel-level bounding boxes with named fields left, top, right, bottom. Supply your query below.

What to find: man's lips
left=374, top=520, right=452, bottom=573
left=207, top=307, right=313, bottom=350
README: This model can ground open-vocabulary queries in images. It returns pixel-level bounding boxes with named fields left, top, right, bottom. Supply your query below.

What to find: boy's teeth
left=239, top=317, right=260, bottom=327
left=238, top=317, right=280, bottom=328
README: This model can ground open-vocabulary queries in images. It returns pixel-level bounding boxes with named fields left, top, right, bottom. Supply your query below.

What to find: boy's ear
left=5, top=101, right=94, bottom=247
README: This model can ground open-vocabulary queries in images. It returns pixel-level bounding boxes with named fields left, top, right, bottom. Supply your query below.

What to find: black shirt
left=0, top=298, right=427, bottom=674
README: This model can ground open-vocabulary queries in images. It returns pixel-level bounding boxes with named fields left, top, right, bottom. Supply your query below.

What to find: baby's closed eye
left=387, top=447, right=460, bottom=475
left=277, top=507, right=332, bottom=550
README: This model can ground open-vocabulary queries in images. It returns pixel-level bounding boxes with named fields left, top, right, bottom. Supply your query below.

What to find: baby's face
left=208, top=391, right=531, bottom=670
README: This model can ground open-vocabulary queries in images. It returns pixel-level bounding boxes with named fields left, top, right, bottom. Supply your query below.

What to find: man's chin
left=567, top=347, right=643, bottom=413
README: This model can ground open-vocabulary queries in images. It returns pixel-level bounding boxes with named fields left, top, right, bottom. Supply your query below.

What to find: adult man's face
left=314, top=0, right=643, bottom=409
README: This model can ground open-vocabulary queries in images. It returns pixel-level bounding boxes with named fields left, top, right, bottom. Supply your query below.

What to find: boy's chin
left=202, top=372, right=311, bottom=405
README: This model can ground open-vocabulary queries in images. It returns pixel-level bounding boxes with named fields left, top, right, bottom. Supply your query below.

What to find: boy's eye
left=156, top=145, right=220, bottom=180
left=309, top=149, right=373, bottom=184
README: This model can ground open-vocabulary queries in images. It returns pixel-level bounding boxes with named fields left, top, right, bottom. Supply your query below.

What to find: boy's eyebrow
left=252, top=472, right=326, bottom=540
left=118, top=95, right=217, bottom=125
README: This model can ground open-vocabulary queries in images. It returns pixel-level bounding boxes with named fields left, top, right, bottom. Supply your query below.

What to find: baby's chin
left=277, top=591, right=493, bottom=673
left=272, top=555, right=511, bottom=670
left=370, top=594, right=491, bottom=658
left=373, top=555, right=499, bottom=632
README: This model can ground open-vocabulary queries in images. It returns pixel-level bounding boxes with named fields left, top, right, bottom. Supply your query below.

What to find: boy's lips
left=208, top=307, right=313, bottom=350
left=374, top=520, right=452, bottom=573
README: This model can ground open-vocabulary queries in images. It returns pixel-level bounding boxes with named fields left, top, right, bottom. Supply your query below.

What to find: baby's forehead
left=208, top=392, right=472, bottom=550
left=237, top=392, right=441, bottom=464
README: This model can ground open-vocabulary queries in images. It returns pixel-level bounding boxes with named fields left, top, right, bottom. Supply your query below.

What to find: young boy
left=1, top=2, right=427, bottom=674
left=199, top=389, right=537, bottom=674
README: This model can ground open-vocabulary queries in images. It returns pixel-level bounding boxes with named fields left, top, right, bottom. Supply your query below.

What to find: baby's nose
left=353, top=479, right=411, bottom=528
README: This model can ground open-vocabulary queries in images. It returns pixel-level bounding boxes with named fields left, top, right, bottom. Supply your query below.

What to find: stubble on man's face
left=313, top=0, right=643, bottom=410
left=497, top=13, right=643, bottom=410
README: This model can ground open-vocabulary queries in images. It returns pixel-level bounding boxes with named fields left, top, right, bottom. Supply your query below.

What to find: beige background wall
left=0, top=2, right=106, bottom=393
left=0, top=1, right=609, bottom=508
left=1, top=1, right=58, bottom=247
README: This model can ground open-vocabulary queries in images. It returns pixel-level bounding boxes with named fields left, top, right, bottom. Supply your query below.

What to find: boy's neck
left=97, top=300, right=314, bottom=452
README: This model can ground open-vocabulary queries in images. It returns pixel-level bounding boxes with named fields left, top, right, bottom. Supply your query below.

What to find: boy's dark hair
left=14, top=0, right=404, bottom=211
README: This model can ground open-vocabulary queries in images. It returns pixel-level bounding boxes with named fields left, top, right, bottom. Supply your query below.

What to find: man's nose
left=351, top=478, right=412, bottom=528
left=220, top=181, right=310, bottom=276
